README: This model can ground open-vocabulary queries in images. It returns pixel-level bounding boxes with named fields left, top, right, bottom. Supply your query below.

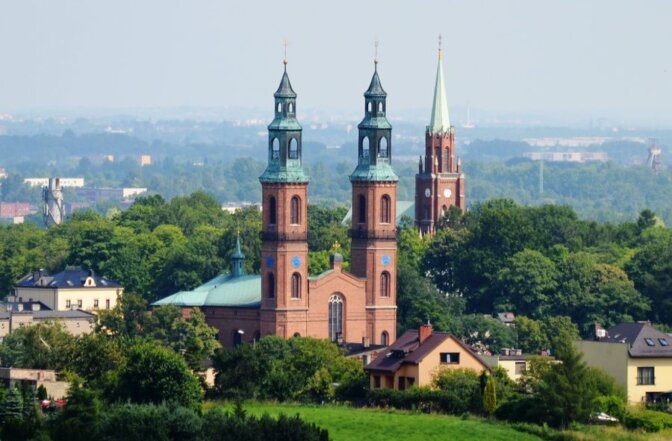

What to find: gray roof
left=364, top=69, right=387, bottom=98
left=16, top=268, right=121, bottom=289
left=274, top=70, right=296, bottom=98
left=34, top=310, right=96, bottom=319
left=599, top=322, right=672, bottom=358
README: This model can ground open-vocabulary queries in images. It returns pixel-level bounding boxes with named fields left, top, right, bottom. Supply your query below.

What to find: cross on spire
left=374, top=40, right=379, bottom=66
left=283, top=38, right=288, bottom=67
left=438, top=34, right=443, bottom=60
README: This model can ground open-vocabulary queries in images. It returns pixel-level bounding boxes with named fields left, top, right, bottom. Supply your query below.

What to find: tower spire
left=231, top=232, right=245, bottom=277
left=283, top=38, right=288, bottom=70
left=374, top=40, right=379, bottom=69
left=428, top=35, right=450, bottom=133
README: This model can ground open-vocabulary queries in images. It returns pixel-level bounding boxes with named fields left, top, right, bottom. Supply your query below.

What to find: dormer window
left=645, top=338, right=655, bottom=347
left=84, top=277, right=96, bottom=287
left=659, top=338, right=669, bottom=346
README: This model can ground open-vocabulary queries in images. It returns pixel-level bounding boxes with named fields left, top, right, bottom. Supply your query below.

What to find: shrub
left=623, top=409, right=672, bottom=432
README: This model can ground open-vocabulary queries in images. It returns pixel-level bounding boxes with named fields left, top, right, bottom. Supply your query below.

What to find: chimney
left=419, top=322, right=433, bottom=344
left=330, top=253, right=343, bottom=271
left=362, top=336, right=370, bottom=348
left=594, top=323, right=607, bottom=339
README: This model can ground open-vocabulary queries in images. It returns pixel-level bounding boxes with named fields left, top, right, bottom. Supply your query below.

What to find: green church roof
left=428, top=49, right=451, bottom=133
left=152, top=273, right=261, bottom=308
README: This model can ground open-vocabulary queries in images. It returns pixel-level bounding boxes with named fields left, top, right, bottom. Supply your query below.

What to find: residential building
left=575, top=322, right=672, bottom=404
left=0, top=368, right=70, bottom=399
left=12, top=267, right=122, bottom=312
left=482, top=348, right=554, bottom=382
left=365, top=324, right=490, bottom=390
left=0, top=202, right=35, bottom=219
left=75, top=187, right=147, bottom=203
left=24, top=178, right=84, bottom=188
left=153, top=60, right=399, bottom=349
left=0, top=309, right=96, bottom=338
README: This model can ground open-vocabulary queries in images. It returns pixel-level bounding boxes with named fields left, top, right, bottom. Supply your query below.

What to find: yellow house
left=365, top=324, right=490, bottom=390
left=575, top=322, right=672, bottom=404
left=482, top=349, right=554, bottom=382
left=12, top=267, right=122, bottom=312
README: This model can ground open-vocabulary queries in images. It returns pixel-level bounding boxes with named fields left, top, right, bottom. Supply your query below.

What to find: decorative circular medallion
left=443, top=188, right=452, bottom=198
left=291, top=256, right=301, bottom=268
left=381, top=255, right=391, bottom=267
left=424, top=188, right=431, bottom=198
left=265, top=256, right=274, bottom=268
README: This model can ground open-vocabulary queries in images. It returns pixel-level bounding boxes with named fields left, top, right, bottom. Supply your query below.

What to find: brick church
left=154, top=46, right=463, bottom=348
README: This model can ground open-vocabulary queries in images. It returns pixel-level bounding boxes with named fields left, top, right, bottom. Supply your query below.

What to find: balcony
left=349, top=228, right=397, bottom=240
left=260, top=231, right=307, bottom=242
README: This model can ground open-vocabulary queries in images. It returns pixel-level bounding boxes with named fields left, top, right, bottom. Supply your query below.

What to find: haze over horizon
left=1, top=1, right=671, bottom=125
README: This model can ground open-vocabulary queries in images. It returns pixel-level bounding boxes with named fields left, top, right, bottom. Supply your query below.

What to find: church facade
left=154, top=61, right=398, bottom=349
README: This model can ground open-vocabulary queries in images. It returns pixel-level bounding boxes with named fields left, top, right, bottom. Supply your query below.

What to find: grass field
left=214, top=402, right=543, bottom=441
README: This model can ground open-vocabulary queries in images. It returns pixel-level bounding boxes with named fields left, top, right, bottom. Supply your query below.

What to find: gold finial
left=283, top=38, right=288, bottom=66
left=438, top=34, right=443, bottom=60
left=331, top=240, right=341, bottom=251
left=374, top=40, right=379, bottom=66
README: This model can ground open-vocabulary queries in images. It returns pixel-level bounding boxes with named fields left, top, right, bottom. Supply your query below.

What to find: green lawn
left=214, top=402, right=543, bottom=441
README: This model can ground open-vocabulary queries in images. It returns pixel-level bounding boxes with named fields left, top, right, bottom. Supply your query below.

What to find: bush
left=623, top=409, right=672, bottom=432
left=367, top=385, right=483, bottom=415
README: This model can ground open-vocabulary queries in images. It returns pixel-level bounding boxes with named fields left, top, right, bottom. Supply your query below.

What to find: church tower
left=350, top=60, right=398, bottom=345
left=415, top=40, right=465, bottom=235
left=259, top=61, right=310, bottom=338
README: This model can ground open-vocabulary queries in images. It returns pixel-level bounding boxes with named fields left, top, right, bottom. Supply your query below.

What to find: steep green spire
left=260, top=65, right=309, bottom=183
left=231, top=233, right=245, bottom=277
left=428, top=46, right=451, bottom=134
left=350, top=64, right=398, bottom=182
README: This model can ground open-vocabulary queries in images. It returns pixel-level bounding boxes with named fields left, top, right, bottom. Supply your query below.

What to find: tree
left=483, top=374, right=497, bottom=416
left=0, top=321, right=76, bottom=370
left=51, top=382, right=101, bottom=441
left=113, top=341, right=202, bottom=409
left=495, top=249, right=557, bottom=318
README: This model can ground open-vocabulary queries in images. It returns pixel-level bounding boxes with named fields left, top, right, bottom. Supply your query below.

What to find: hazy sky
left=1, top=1, right=671, bottom=123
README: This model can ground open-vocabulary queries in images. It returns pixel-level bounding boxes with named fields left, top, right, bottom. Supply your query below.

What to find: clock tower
left=415, top=40, right=465, bottom=236
left=350, top=60, right=398, bottom=344
left=259, top=61, right=310, bottom=338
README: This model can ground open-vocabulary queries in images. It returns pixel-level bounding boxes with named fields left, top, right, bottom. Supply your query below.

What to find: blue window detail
left=292, top=256, right=301, bottom=268
left=266, top=256, right=274, bottom=268
left=381, top=255, right=390, bottom=267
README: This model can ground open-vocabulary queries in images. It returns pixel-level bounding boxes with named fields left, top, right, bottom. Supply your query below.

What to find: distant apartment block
left=523, top=151, right=608, bottom=163
left=75, top=187, right=147, bottom=204
left=0, top=168, right=7, bottom=179
left=0, top=202, right=36, bottom=219
left=221, top=202, right=261, bottom=214
left=24, top=177, right=85, bottom=187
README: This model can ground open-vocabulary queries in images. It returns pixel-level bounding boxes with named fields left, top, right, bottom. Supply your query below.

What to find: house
left=482, top=348, right=554, bottom=382
left=365, top=323, right=490, bottom=390
left=0, top=368, right=69, bottom=399
left=575, top=322, right=672, bottom=404
left=11, top=267, right=123, bottom=312
left=0, top=303, right=96, bottom=339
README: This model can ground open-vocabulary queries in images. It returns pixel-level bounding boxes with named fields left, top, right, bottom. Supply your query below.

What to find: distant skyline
left=1, top=1, right=671, bottom=125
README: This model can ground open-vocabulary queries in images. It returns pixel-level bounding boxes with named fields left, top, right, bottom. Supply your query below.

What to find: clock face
left=443, top=188, right=452, bottom=198
left=265, top=256, right=274, bottom=268
left=291, top=256, right=301, bottom=268
left=381, top=255, right=391, bottom=267
left=424, top=188, right=431, bottom=198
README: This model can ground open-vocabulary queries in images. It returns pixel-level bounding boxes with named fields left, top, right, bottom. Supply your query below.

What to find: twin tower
left=256, top=47, right=464, bottom=345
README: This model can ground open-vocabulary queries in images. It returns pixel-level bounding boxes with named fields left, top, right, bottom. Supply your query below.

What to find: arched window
left=288, top=102, right=294, bottom=113
left=276, top=103, right=282, bottom=113
left=380, top=195, right=391, bottom=224
left=290, top=196, right=300, bottom=224
left=381, top=331, right=389, bottom=346
left=267, top=273, right=275, bottom=298
left=253, top=331, right=261, bottom=342
left=293, top=332, right=301, bottom=337
left=358, top=195, right=366, bottom=223
left=367, top=101, right=372, bottom=113
left=233, top=330, right=243, bottom=347
left=362, top=136, right=370, bottom=159
left=288, top=138, right=298, bottom=159
left=379, top=137, right=388, bottom=158
left=424, top=205, right=430, bottom=220
left=380, top=271, right=390, bottom=297
left=291, top=273, right=301, bottom=299
left=329, top=294, right=344, bottom=342
left=442, top=205, right=448, bottom=218
left=269, top=196, right=277, bottom=225
left=272, top=138, right=280, bottom=160
left=378, top=102, right=383, bottom=113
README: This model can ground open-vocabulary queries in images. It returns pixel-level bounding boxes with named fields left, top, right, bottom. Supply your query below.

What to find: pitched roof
left=364, top=69, right=387, bottom=98
left=341, top=200, right=414, bottom=226
left=428, top=50, right=451, bottom=133
left=365, top=329, right=488, bottom=373
left=600, top=322, right=672, bottom=358
left=274, top=70, right=297, bottom=98
left=152, top=273, right=261, bottom=308
left=16, top=268, right=121, bottom=289
left=33, top=310, right=96, bottom=319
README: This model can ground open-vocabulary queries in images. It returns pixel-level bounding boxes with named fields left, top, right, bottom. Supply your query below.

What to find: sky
left=1, top=1, right=671, bottom=124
